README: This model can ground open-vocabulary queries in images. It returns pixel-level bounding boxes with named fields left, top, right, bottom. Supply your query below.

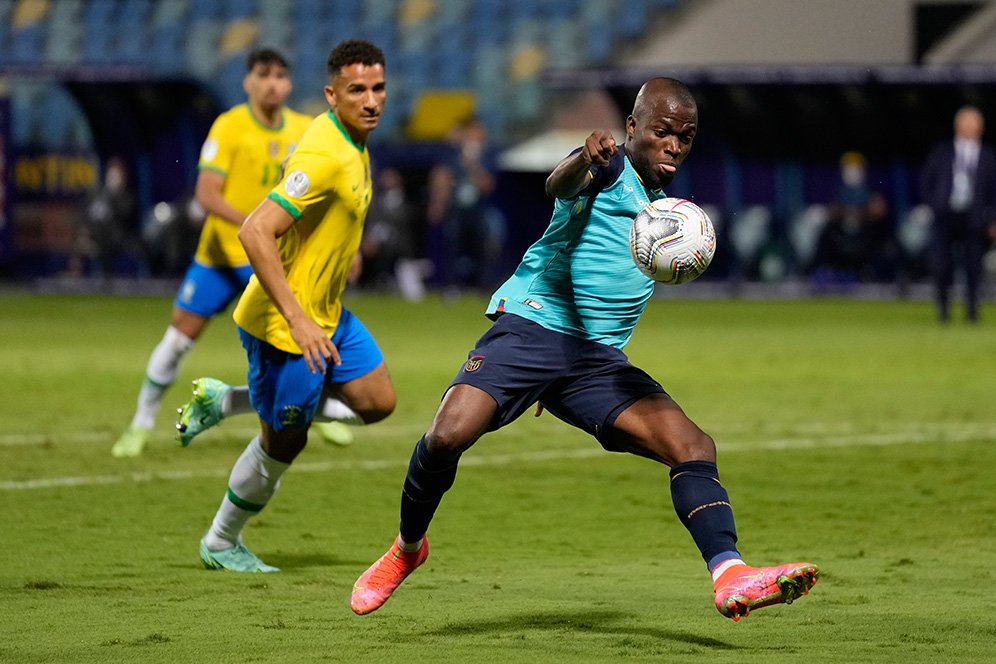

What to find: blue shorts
left=239, top=308, right=384, bottom=431
left=174, top=261, right=254, bottom=318
left=451, top=313, right=667, bottom=448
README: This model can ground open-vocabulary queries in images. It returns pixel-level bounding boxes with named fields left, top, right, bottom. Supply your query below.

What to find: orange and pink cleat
left=714, top=562, right=819, bottom=621
left=351, top=536, right=430, bottom=615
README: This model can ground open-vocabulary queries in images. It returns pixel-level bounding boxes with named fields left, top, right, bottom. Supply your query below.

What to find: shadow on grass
left=424, top=609, right=738, bottom=649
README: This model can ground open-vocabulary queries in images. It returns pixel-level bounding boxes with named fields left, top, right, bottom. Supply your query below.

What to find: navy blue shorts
left=450, top=313, right=667, bottom=447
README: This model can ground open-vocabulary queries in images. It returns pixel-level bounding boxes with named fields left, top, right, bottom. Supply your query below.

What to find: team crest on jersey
left=464, top=355, right=485, bottom=372
left=268, top=140, right=280, bottom=157
left=200, top=138, right=219, bottom=162
left=284, top=170, right=310, bottom=198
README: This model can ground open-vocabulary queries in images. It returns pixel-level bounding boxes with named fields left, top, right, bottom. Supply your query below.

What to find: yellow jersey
left=233, top=112, right=373, bottom=353
left=194, top=103, right=311, bottom=267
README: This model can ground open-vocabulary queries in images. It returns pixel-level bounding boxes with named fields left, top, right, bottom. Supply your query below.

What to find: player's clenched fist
left=582, top=130, right=617, bottom=166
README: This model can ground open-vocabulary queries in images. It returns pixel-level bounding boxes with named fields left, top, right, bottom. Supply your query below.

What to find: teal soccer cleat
left=199, top=539, right=280, bottom=573
left=176, top=378, right=231, bottom=447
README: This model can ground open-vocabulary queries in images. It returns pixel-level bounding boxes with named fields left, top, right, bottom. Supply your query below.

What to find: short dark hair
left=247, top=48, right=289, bottom=72
left=327, top=40, right=385, bottom=77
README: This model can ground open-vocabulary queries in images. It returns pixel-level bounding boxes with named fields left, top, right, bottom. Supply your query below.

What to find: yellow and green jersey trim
left=327, top=110, right=366, bottom=152
left=267, top=191, right=303, bottom=219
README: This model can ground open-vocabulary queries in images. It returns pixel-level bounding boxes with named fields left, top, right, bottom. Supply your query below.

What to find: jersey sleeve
left=579, top=147, right=626, bottom=196
left=267, top=148, right=340, bottom=220
left=198, top=112, right=238, bottom=177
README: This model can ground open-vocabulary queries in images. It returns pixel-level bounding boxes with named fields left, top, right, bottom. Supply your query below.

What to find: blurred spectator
left=69, top=156, right=138, bottom=276
left=141, top=192, right=205, bottom=277
left=836, top=150, right=871, bottom=207
left=812, top=151, right=897, bottom=286
left=425, top=117, right=507, bottom=293
left=863, top=192, right=899, bottom=281
left=920, top=105, right=996, bottom=323
left=358, top=167, right=430, bottom=300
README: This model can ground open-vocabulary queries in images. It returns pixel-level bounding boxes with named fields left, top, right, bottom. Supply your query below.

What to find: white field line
left=0, top=419, right=990, bottom=448
left=1, top=423, right=994, bottom=491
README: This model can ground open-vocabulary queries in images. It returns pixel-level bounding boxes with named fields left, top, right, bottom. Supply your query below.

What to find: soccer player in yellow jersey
left=196, top=40, right=395, bottom=572
left=111, top=48, right=311, bottom=458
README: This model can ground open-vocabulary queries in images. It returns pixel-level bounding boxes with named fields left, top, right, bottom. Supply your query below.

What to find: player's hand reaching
left=545, top=130, right=618, bottom=199
left=289, top=315, right=341, bottom=374
left=582, top=130, right=617, bottom=166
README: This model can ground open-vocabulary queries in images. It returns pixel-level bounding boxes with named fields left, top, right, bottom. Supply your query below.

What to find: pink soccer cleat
left=351, top=536, right=429, bottom=615
left=714, top=562, right=819, bottom=621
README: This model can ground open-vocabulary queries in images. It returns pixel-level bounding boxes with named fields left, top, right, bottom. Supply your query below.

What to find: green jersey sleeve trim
left=267, top=192, right=303, bottom=220
left=198, top=164, right=227, bottom=176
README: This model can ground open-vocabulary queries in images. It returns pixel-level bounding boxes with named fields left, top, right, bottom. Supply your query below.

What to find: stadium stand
left=1, top=0, right=680, bottom=141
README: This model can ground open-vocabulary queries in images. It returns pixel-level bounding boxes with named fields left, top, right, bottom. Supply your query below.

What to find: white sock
left=220, top=386, right=253, bottom=418
left=131, top=326, right=195, bottom=429
left=315, top=397, right=364, bottom=425
left=711, top=558, right=747, bottom=583
left=398, top=535, right=423, bottom=552
left=204, top=436, right=291, bottom=551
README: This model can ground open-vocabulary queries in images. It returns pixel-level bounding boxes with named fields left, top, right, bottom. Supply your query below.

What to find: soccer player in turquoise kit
left=351, top=78, right=819, bottom=621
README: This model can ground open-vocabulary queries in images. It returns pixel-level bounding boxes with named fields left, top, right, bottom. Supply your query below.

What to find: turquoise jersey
left=486, top=147, right=665, bottom=349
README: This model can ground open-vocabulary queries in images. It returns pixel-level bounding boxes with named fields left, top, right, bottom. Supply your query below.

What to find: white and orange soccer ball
left=629, top=197, right=716, bottom=284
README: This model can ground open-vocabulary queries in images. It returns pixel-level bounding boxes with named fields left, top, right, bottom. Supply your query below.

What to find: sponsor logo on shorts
left=279, top=405, right=305, bottom=428
left=179, top=279, right=196, bottom=304
left=465, top=355, right=485, bottom=372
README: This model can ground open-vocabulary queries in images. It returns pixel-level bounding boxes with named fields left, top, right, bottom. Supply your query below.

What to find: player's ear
left=626, top=114, right=637, bottom=140
left=323, top=85, right=336, bottom=110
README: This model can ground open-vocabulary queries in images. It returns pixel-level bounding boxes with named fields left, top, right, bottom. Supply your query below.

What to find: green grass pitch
left=1, top=292, right=994, bottom=662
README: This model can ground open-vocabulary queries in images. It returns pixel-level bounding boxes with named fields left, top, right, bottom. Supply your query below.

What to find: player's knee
left=261, top=429, right=309, bottom=463
left=670, top=429, right=716, bottom=464
left=359, top=400, right=395, bottom=425
left=423, top=422, right=475, bottom=456
left=350, top=387, right=397, bottom=424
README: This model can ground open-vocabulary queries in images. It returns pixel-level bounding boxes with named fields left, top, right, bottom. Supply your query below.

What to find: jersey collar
left=246, top=104, right=285, bottom=132
left=327, top=111, right=366, bottom=152
left=626, top=151, right=664, bottom=195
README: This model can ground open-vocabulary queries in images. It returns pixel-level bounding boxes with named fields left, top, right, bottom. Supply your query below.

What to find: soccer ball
left=629, top=198, right=716, bottom=284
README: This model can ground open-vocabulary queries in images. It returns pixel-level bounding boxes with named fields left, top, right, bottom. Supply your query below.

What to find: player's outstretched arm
left=239, top=198, right=339, bottom=373
left=545, top=130, right=617, bottom=199
left=195, top=170, right=248, bottom=226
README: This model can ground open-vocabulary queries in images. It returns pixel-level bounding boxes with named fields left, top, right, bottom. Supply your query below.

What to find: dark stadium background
left=1, top=0, right=994, bottom=290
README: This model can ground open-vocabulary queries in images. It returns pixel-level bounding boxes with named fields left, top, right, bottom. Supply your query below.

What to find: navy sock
left=399, top=437, right=461, bottom=543
left=669, top=460, right=740, bottom=567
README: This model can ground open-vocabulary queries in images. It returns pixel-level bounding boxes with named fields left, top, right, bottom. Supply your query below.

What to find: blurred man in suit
left=920, top=105, right=996, bottom=323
